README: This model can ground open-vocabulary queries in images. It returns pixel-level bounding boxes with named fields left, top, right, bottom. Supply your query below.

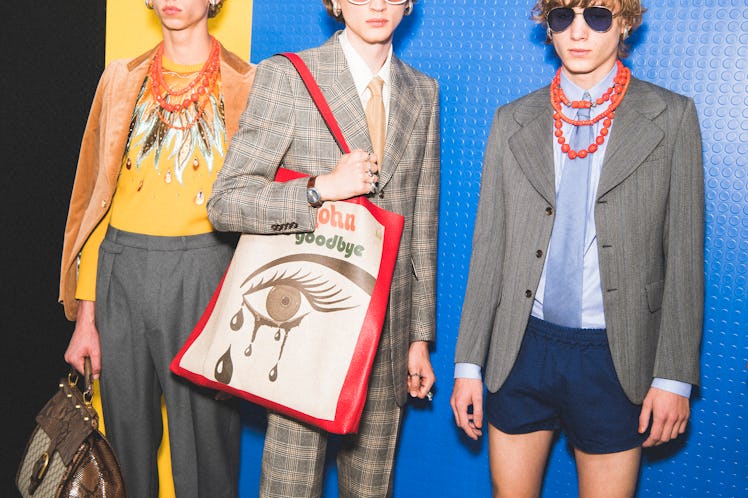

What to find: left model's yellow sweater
left=76, top=58, right=227, bottom=301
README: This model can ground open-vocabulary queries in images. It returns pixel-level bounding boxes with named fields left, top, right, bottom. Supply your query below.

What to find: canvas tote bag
left=171, top=53, right=404, bottom=434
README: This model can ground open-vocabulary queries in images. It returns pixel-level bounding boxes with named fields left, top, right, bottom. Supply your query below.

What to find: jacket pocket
left=645, top=279, right=665, bottom=313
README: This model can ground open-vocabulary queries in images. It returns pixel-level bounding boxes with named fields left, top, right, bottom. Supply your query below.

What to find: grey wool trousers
left=96, top=227, right=241, bottom=498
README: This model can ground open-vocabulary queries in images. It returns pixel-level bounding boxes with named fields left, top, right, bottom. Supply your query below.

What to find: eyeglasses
left=347, top=0, right=408, bottom=5
left=547, top=6, right=618, bottom=33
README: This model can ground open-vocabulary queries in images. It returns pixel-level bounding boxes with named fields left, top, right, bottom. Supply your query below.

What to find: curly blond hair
left=532, top=0, right=646, bottom=57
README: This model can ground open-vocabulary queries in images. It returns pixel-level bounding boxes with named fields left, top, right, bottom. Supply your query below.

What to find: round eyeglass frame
left=547, top=6, right=619, bottom=33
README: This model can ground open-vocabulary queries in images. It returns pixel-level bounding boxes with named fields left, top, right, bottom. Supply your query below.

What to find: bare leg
left=575, top=446, right=641, bottom=498
left=488, top=425, right=554, bottom=498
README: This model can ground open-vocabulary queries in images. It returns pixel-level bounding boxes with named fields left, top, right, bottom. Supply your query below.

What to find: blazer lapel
left=378, top=56, right=420, bottom=188
left=102, top=49, right=155, bottom=187
left=312, top=36, right=371, bottom=155
left=598, top=78, right=665, bottom=198
left=508, top=89, right=556, bottom=205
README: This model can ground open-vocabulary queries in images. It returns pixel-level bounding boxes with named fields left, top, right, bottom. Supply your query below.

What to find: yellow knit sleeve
left=74, top=209, right=112, bottom=301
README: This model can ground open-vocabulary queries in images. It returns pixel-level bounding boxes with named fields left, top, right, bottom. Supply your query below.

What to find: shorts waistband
left=527, top=315, right=608, bottom=346
left=104, top=226, right=233, bottom=251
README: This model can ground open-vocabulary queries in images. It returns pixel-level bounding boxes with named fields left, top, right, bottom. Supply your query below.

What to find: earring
left=546, top=26, right=552, bottom=40
left=622, top=27, right=630, bottom=40
left=404, top=0, right=413, bottom=15
left=145, top=0, right=153, bottom=9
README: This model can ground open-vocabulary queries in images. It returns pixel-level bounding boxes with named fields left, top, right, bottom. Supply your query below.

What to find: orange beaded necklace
left=148, top=36, right=221, bottom=131
left=550, top=60, right=631, bottom=159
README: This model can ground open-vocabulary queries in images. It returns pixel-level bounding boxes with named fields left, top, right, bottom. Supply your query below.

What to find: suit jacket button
left=271, top=224, right=278, bottom=231
left=525, top=290, right=533, bottom=298
left=545, top=207, right=553, bottom=216
left=536, top=249, right=543, bottom=258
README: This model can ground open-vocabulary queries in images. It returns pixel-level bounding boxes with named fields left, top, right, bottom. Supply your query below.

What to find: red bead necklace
left=550, top=60, right=631, bottom=159
left=149, top=36, right=221, bottom=131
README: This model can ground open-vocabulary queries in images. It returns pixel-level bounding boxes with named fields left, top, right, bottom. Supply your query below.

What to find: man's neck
left=344, top=33, right=392, bottom=75
left=160, top=27, right=212, bottom=65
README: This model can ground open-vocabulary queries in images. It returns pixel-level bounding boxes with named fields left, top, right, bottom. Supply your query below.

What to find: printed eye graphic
left=214, top=254, right=374, bottom=385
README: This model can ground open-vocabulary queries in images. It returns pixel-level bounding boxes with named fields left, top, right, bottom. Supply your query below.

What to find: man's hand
left=314, top=149, right=379, bottom=201
left=450, top=378, right=484, bottom=440
left=407, top=341, right=435, bottom=399
left=639, top=386, right=690, bottom=447
left=63, top=300, right=102, bottom=378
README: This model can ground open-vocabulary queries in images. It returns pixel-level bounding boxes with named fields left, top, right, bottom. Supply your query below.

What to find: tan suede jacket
left=59, top=44, right=255, bottom=320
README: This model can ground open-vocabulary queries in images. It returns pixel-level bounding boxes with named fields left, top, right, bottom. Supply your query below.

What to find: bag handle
left=68, top=357, right=94, bottom=405
left=278, top=52, right=350, bottom=155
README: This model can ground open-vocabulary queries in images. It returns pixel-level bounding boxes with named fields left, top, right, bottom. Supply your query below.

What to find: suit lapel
left=598, top=78, right=666, bottom=197
left=508, top=89, right=556, bottom=205
left=103, top=49, right=154, bottom=186
left=311, top=37, right=370, bottom=156
left=379, top=56, right=420, bottom=188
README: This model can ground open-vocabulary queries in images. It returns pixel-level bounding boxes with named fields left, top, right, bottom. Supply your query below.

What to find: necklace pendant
left=193, top=158, right=200, bottom=170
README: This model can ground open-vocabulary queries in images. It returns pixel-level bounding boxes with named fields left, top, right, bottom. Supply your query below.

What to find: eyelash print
left=214, top=267, right=358, bottom=384
left=246, top=269, right=355, bottom=313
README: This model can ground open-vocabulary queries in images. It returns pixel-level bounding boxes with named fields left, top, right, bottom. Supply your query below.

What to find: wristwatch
left=306, top=176, right=323, bottom=208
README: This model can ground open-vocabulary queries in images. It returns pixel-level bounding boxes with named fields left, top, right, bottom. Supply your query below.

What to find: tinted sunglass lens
left=548, top=8, right=574, bottom=32
left=583, top=7, right=613, bottom=32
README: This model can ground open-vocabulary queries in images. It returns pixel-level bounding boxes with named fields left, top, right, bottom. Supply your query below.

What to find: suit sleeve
left=207, top=56, right=316, bottom=234
left=454, top=109, right=508, bottom=367
left=409, top=80, right=440, bottom=343
left=653, top=97, right=704, bottom=385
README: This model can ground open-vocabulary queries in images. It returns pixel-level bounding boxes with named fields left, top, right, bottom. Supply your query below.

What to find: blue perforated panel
left=240, top=1, right=748, bottom=496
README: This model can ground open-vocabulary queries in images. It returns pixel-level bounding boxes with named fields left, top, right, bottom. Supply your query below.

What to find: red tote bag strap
left=277, top=52, right=350, bottom=155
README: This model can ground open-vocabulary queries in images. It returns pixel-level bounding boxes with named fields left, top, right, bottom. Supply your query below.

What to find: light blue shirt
left=455, top=66, right=691, bottom=399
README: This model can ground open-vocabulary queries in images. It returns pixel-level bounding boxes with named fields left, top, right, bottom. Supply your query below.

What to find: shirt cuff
left=454, top=363, right=482, bottom=380
left=651, top=377, right=692, bottom=398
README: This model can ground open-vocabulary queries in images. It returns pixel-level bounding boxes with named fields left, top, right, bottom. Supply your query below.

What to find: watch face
left=307, top=187, right=321, bottom=206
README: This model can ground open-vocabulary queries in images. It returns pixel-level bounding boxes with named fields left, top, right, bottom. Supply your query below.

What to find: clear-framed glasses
left=347, top=0, right=408, bottom=5
left=547, top=6, right=619, bottom=33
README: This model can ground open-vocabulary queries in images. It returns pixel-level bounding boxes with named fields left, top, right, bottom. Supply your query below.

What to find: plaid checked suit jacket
left=208, top=33, right=440, bottom=406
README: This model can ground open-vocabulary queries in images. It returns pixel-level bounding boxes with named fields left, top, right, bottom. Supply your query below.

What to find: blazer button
left=545, top=207, right=553, bottom=216
left=536, top=249, right=543, bottom=258
left=525, top=290, right=533, bottom=298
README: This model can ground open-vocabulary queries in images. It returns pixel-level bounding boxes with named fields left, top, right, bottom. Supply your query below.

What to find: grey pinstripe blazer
left=454, top=77, right=704, bottom=404
left=208, top=34, right=440, bottom=406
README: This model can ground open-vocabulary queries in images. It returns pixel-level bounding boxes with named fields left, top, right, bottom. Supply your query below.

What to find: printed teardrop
left=230, top=309, right=243, bottom=330
left=244, top=344, right=252, bottom=356
left=269, top=364, right=278, bottom=382
left=214, top=346, right=233, bottom=384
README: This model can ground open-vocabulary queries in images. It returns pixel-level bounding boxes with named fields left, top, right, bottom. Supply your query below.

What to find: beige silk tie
left=365, top=76, right=385, bottom=165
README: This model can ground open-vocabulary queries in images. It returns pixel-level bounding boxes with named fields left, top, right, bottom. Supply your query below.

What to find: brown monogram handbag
left=16, top=357, right=126, bottom=497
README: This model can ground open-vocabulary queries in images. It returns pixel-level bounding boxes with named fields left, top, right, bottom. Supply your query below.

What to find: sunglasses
left=547, top=6, right=619, bottom=33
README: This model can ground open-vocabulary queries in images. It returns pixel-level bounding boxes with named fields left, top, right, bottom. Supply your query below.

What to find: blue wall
left=239, top=1, right=747, bottom=496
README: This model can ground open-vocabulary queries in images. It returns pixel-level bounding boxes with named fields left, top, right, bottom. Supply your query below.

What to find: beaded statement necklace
left=148, top=36, right=221, bottom=131
left=551, top=60, right=631, bottom=160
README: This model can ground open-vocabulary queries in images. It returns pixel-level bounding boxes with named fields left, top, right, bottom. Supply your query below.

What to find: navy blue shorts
left=485, top=316, right=645, bottom=454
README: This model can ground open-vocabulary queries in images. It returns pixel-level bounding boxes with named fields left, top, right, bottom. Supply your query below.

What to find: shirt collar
left=559, top=64, right=618, bottom=109
left=338, top=30, right=393, bottom=97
